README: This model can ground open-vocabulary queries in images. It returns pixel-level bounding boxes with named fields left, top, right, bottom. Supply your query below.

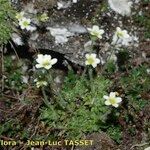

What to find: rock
left=33, top=0, right=56, bottom=11
left=47, top=27, right=74, bottom=44
left=75, top=132, right=116, bottom=150
left=11, top=0, right=101, bottom=66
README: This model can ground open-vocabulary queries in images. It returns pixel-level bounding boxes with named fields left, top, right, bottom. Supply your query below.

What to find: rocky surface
left=10, top=0, right=143, bottom=66
left=75, top=132, right=116, bottom=150
left=11, top=0, right=103, bottom=65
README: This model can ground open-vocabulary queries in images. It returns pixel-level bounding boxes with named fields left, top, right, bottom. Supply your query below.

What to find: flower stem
left=82, top=67, right=87, bottom=77
left=100, top=38, right=119, bottom=74
left=41, top=87, right=51, bottom=108
left=88, top=67, right=95, bottom=93
left=88, top=67, right=93, bottom=81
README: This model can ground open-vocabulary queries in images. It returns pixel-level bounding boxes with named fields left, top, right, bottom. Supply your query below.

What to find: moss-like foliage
left=133, top=0, right=150, bottom=39
left=120, top=66, right=150, bottom=111
left=40, top=71, right=112, bottom=139
left=0, top=0, right=16, bottom=45
left=4, top=56, right=27, bottom=92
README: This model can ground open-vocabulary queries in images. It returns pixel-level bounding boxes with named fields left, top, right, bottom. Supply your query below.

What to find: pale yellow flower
left=85, top=53, right=100, bottom=68
left=35, top=54, right=57, bottom=70
left=19, top=17, right=31, bottom=30
left=39, top=13, right=49, bottom=22
left=116, top=27, right=130, bottom=39
left=87, top=25, right=104, bottom=39
left=34, top=79, right=48, bottom=88
left=103, top=92, right=122, bottom=108
left=144, top=147, right=150, bottom=150
left=112, top=27, right=130, bottom=46
left=15, top=12, right=25, bottom=20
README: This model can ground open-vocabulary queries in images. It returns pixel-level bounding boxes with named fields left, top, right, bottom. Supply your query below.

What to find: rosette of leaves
left=0, top=0, right=15, bottom=45
left=41, top=71, right=112, bottom=139
left=120, top=66, right=150, bottom=111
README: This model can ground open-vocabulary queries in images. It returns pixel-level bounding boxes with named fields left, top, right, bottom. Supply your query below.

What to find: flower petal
left=96, top=58, right=100, bottom=64
left=92, top=63, right=97, bottom=68
left=116, top=97, right=122, bottom=103
left=87, top=28, right=92, bottom=32
left=44, top=55, right=51, bottom=60
left=93, top=25, right=99, bottom=31
left=99, top=29, right=104, bottom=34
left=51, top=58, right=58, bottom=65
left=112, top=103, right=119, bottom=108
left=35, top=64, right=42, bottom=68
left=85, top=54, right=90, bottom=59
left=91, top=53, right=96, bottom=58
left=36, top=54, right=44, bottom=63
left=103, top=95, right=109, bottom=100
left=105, top=100, right=111, bottom=106
left=109, top=92, right=116, bottom=98
left=44, top=65, right=52, bottom=70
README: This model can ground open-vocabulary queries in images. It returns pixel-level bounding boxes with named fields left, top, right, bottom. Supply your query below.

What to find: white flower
left=17, top=16, right=36, bottom=32
left=112, top=27, right=130, bottom=46
left=115, top=27, right=130, bottom=39
left=144, top=147, right=150, bottom=150
left=35, top=54, right=57, bottom=70
left=39, top=13, right=49, bottom=22
left=108, top=0, right=132, bottom=16
left=103, top=92, right=122, bottom=108
left=85, top=53, right=100, bottom=68
left=34, top=79, right=48, bottom=88
left=87, top=25, right=104, bottom=39
left=19, top=17, right=31, bottom=30
left=15, top=11, right=25, bottom=21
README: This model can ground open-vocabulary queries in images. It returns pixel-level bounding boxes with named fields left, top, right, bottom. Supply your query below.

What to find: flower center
left=117, top=32, right=124, bottom=37
left=42, top=60, right=50, bottom=66
left=23, top=21, right=29, bottom=27
left=93, top=30, right=100, bottom=36
left=88, top=57, right=95, bottom=64
left=109, top=98, right=116, bottom=105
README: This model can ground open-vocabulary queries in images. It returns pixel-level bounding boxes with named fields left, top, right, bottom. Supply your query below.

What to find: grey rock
left=11, top=0, right=101, bottom=65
